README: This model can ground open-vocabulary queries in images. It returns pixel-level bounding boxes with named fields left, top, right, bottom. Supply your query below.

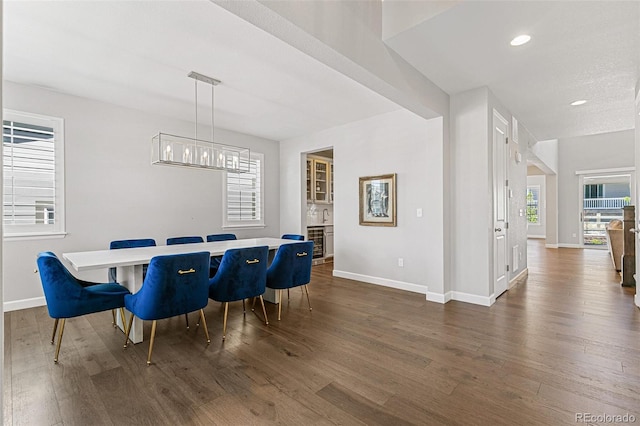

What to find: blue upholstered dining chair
left=206, top=233, right=237, bottom=242
left=37, top=252, right=131, bottom=363
left=166, top=236, right=204, bottom=245
left=281, top=234, right=304, bottom=241
left=123, top=251, right=211, bottom=365
left=206, top=233, right=237, bottom=277
left=108, top=238, right=156, bottom=325
left=165, top=236, right=205, bottom=328
left=208, top=246, right=269, bottom=341
left=266, top=241, right=314, bottom=320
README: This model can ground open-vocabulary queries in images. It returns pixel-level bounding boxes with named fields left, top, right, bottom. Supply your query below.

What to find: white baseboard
left=509, top=268, right=529, bottom=288
left=426, top=291, right=451, bottom=304
left=332, top=270, right=427, bottom=295
left=450, top=291, right=493, bottom=307
left=635, top=293, right=640, bottom=308
left=4, top=296, right=46, bottom=312
left=558, top=244, right=583, bottom=249
left=545, top=243, right=559, bottom=248
left=527, top=235, right=546, bottom=239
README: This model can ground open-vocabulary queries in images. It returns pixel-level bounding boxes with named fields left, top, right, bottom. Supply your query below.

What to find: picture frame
left=359, top=173, right=397, bottom=227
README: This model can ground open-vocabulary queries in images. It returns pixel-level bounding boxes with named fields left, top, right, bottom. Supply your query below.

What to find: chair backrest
left=110, top=238, right=157, bottom=250
left=127, top=252, right=211, bottom=320
left=209, top=246, right=269, bottom=302
left=37, top=252, right=84, bottom=318
left=206, top=233, right=237, bottom=242
left=109, top=239, right=157, bottom=281
left=267, top=241, right=314, bottom=290
left=166, top=236, right=204, bottom=245
left=281, top=234, right=304, bottom=241
left=37, top=252, right=127, bottom=319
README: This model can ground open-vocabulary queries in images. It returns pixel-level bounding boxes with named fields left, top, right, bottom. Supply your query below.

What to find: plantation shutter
left=225, top=154, right=263, bottom=225
left=3, top=120, right=55, bottom=225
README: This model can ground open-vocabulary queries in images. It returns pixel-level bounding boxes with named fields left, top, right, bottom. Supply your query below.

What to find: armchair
left=123, top=251, right=211, bottom=365
left=208, top=246, right=269, bottom=340
left=37, top=252, right=131, bottom=363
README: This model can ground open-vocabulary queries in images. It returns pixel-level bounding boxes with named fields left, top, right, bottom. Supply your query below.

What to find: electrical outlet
left=572, top=233, right=577, bottom=238
left=398, top=258, right=404, bottom=267
left=416, top=208, right=423, bottom=218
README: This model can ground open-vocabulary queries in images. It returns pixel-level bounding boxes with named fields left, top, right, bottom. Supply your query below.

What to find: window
left=223, top=152, right=264, bottom=227
left=526, top=186, right=539, bottom=224
left=3, top=110, right=65, bottom=237
left=584, top=184, right=604, bottom=199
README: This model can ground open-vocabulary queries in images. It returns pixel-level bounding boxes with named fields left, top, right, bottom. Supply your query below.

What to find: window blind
left=226, top=156, right=262, bottom=223
left=3, top=119, right=56, bottom=227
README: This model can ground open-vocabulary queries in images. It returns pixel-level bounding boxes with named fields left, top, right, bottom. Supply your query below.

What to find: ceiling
left=385, top=1, right=639, bottom=141
left=3, top=1, right=639, bottom=144
left=3, top=0, right=399, bottom=142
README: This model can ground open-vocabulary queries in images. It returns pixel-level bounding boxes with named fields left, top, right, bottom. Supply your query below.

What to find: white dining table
left=63, top=237, right=292, bottom=343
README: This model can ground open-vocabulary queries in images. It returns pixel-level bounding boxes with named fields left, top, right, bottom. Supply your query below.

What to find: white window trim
left=222, top=151, right=265, bottom=229
left=3, top=109, right=66, bottom=239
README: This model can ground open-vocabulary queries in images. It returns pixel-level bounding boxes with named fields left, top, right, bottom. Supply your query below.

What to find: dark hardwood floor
left=4, top=240, right=640, bottom=425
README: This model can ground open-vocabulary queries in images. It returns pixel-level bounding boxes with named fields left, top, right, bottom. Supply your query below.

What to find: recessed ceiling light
left=570, top=100, right=587, bottom=106
left=510, top=35, right=531, bottom=46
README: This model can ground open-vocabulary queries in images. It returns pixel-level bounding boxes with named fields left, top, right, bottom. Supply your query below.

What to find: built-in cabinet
left=307, top=156, right=332, bottom=204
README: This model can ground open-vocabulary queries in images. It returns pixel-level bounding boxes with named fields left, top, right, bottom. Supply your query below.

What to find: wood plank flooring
left=4, top=240, right=640, bottom=425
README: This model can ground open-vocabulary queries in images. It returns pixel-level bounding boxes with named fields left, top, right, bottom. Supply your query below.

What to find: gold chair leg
left=251, top=297, right=257, bottom=311
left=222, top=302, right=229, bottom=341
left=147, top=320, right=157, bottom=366
left=123, top=313, right=134, bottom=348
left=278, top=290, right=282, bottom=321
left=119, top=308, right=127, bottom=333
left=259, top=295, right=269, bottom=325
left=304, top=285, right=312, bottom=311
left=287, top=288, right=290, bottom=300
left=50, top=318, right=59, bottom=344
left=242, top=299, right=246, bottom=315
left=199, top=309, right=211, bottom=343
left=185, top=313, right=189, bottom=329
left=54, top=318, right=65, bottom=363
left=111, top=309, right=117, bottom=327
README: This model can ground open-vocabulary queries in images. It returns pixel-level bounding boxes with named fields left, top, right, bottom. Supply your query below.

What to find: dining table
left=63, top=237, right=293, bottom=343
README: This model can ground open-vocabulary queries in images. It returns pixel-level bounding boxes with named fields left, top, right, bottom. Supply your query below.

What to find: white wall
left=450, top=88, right=491, bottom=301
left=280, top=109, right=445, bottom=298
left=3, top=81, right=280, bottom=310
left=527, top=175, right=546, bottom=238
left=450, top=87, right=530, bottom=303
left=557, top=130, right=635, bottom=247
left=530, top=139, right=558, bottom=174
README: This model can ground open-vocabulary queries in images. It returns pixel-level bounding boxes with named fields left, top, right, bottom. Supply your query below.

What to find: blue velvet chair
left=281, top=234, right=304, bottom=241
left=123, top=251, right=211, bottom=365
left=266, top=241, right=314, bottom=320
left=108, top=238, right=156, bottom=325
left=206, top=233, right=237, bottom=277
left=166, top=236, right=204, bottom=245
left=208, top=246, right=269, bottom=340
left=37, top=252, right=131, bottom=363
left=165, top=236, right=205, bottom=328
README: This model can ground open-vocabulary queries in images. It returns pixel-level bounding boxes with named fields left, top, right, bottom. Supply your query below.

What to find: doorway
left=579, top=172, right=634, bottom=248
left=304, top=148, right=334, bottom=267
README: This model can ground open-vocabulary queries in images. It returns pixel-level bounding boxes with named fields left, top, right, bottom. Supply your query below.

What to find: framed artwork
left=359, top=173, right=396, bottom=227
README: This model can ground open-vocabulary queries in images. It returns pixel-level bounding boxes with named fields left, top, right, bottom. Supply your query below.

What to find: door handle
left=495, top=228, right=502, bottom=232
left=630, top=228, right=640, bottom=233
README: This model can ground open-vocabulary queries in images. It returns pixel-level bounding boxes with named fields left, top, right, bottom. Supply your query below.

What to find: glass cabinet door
left=306, top=159, right=312, bottom=202
left=313, top=159, right=329, bottom=203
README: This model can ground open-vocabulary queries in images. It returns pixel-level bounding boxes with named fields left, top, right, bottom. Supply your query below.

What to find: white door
left=493, top=111, right=509, bottom=298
